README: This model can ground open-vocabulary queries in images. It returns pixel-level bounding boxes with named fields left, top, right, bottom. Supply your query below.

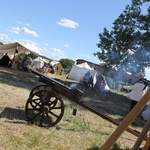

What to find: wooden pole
left=100, top=89, right=150, bottom=150
left=142, top=134, right=150, bottom=150
left=132, top=118, right=150, bottom=150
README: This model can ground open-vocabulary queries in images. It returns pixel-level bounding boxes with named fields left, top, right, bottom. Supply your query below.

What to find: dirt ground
left=0, top=66, right=148, bottom=149
left=47, top=71, right=146, bottom=127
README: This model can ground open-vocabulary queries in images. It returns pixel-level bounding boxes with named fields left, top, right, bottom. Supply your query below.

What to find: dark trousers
left=130, top=100, right=138, bottom=111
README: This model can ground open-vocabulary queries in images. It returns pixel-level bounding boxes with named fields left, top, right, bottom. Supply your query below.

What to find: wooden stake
left=100, top=89, right=150, bottom=150
left=132, top=118, right=150, bottom=150
left=142, top=134, right=150, bottom=150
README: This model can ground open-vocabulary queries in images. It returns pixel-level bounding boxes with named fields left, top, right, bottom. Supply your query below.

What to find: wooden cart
left=25, top=69, right=145, bottom=140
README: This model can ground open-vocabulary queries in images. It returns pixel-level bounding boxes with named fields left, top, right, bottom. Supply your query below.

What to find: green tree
left=59, top=58, right=75, bottom=74
left=94, top=0, right=150, bottom=75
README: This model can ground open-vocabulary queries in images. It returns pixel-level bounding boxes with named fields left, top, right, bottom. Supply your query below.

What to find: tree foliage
left=59, top=58, right=75, bottom=74
left=94, top=0, right=150, bottom=75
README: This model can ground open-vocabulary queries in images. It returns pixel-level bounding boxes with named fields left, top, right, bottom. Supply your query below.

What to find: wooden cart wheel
left=29, top=84, right=50, bottom=97
left=25, top=89, right=64, bottom=128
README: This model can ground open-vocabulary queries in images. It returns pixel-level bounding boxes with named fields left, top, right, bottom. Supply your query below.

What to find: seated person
left=0, top=53, right=10, bottom=67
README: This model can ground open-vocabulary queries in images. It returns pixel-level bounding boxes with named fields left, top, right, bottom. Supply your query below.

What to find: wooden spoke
left=29, top=84, right=50, bottom=97
left=25, top=89, right=64, bottom=128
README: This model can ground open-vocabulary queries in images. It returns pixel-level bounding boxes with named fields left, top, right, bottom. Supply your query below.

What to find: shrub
left=106, top=77, right=130, bottom=91
left=106, top=77, right=115, bottom=89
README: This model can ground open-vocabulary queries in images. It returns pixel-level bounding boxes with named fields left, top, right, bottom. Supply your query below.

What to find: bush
left=106, top=77, right=115, bottom=89
left=115, top=81, right=124, bottom=89
left=106, top=77, right=130, bottom=90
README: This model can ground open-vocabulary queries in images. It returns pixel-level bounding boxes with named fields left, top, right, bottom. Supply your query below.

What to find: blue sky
left=0, top=0, right=149, bottom=79
left=0, top=0, right=132, bottom=61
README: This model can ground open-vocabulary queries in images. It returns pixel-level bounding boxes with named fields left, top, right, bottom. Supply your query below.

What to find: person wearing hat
left=122, top=72, right=148, bottom=111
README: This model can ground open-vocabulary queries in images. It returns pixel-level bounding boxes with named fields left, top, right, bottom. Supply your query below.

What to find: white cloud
left=17, top=21, right=31, bottom=27
left=0, top=34, right=41, bottom=54
left=20, top=40, right=42, bottom=54
left=64, top=44, right=69, bottom=47
left=35, top=47, right=65, bottom=61
left=85, top=55, right=91, bottom=58
left=17, top=21, right=22, bottom=24
left=0, top=33, right=66, bottom=60
left=21, top=27, right=39, bottom=37
left=95, top=59, right=101, bottom=64
left=49, top=48, right=66, bottom=60
left=78, top=53, right=93, bottom=59
left=24, top=23, right=31, bottom=27
left=0, top=34, right=66, bottom=60
left=41, top=47, right=66, bottom=60
left=10, top=27, right=20, bottom=34
left=78, top=53, right=100, bottom=64
left=10, top=26, right=39, bottom=37
left=18, top=40, right=66, bottom=60
left=0, top=33, right=13, bottom=43
left=57, top=18, right=79, bottom=29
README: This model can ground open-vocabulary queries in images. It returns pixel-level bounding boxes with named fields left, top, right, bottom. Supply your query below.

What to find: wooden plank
left=132, top=118, right=150, bottom=150
left=142, top=134, right=150, bottom=150
left=79, top=102, right=145, bottom=139
left=100, top=89, right=150, bottom=150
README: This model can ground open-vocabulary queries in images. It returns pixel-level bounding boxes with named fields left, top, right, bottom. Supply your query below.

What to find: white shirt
left=123, top=82, right=148, bottom=102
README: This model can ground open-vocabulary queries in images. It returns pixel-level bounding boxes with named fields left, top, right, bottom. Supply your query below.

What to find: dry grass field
left=0, top=66, right=148, bottom=150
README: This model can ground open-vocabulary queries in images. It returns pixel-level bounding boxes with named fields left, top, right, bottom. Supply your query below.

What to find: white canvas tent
left=30, top=56, right=48, bottom=70
left=0, top=42, right=40, bottom=56
left=67, top=62, right=97, bottom=84
left=50, top=60, right=60, bottom=66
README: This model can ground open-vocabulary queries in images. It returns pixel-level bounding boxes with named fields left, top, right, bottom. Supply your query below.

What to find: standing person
left=42, top=63, right=49, bottom=74
left=94, top=74, right=104, bottom=90
left=22, top=56, right=31, bottom=73
left=88, top=76, right=94, bottom=88
left=82, top=71, right=91, bottom=87
left=122, top=72, right=148, bottom=111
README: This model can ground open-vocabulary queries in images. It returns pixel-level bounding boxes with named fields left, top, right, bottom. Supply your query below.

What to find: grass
left=0, top=66, right=148, bottom=150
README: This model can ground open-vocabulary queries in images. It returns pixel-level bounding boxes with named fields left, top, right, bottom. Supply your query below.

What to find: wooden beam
left=100, top=89, right=150, bottom=150
left=142, top=134, right=150, bottom=150
left=132, top=118, right=150, bottom=150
